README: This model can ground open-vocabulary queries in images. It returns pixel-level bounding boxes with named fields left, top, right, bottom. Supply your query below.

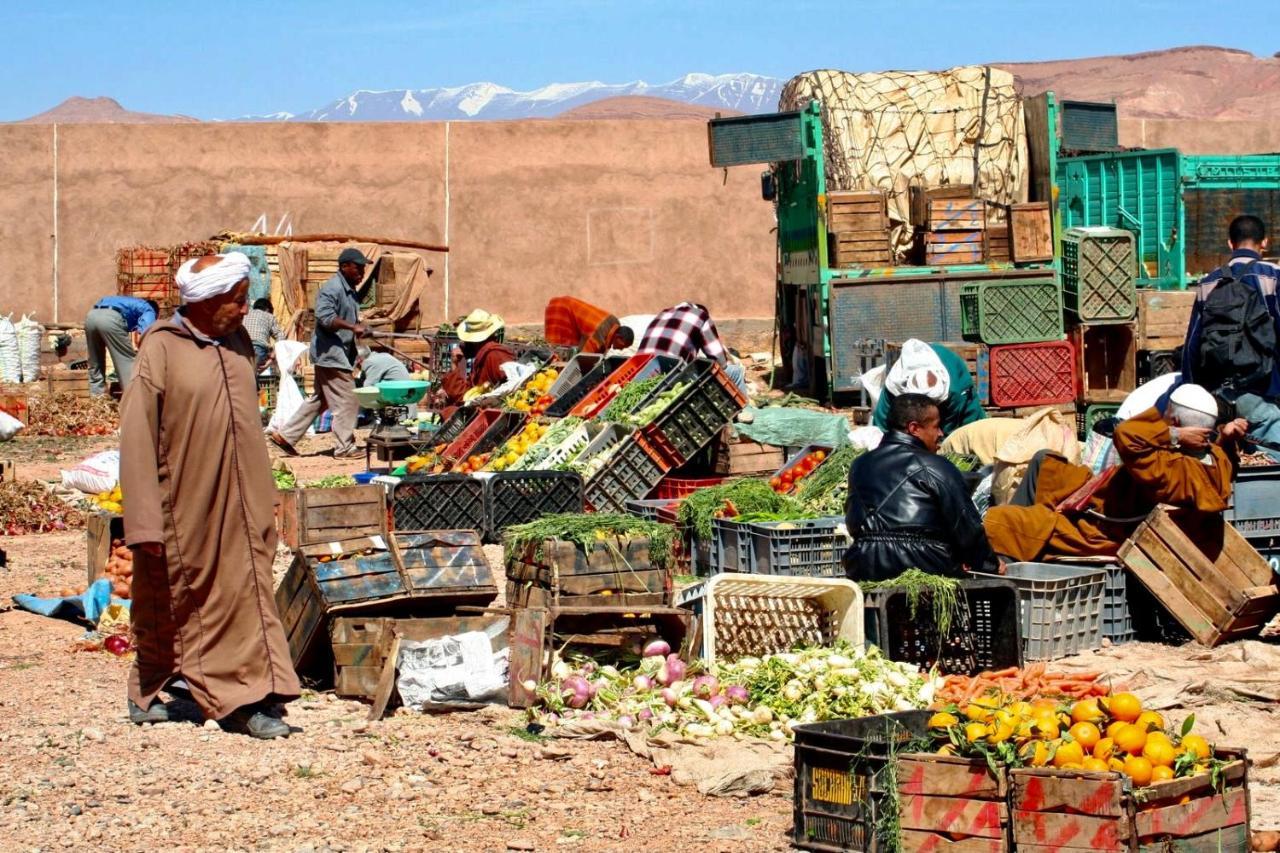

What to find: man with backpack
left=1181, top=215, right=1280, bottom=456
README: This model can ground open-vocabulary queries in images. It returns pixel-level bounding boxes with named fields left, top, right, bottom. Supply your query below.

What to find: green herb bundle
left=306, top=474, right=356, bottom=489
left=795, top=445, right=862, bottom=507
left=599, top=376, right=664, bottom=423
left=677, top=479, right=804, bottom=541
left=863, top=568, right=963, bottom=637
left=502, top=512, right=676, bottom=569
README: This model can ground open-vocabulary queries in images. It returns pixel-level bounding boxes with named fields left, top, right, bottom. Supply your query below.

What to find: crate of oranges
left=483, top=420, right=550, bottom=472
left=505, top=366, right=560, bottom=415
left=926, top=693, right=1249, bottom=852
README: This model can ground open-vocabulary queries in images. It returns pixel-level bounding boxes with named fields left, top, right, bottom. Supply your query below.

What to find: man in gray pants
left=269, top=247, right=371, bottom=458
left=84, top=296, right=159, bottom=396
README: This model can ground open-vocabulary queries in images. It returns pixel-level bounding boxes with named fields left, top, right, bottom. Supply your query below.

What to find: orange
left=1053, top=741, right=1086, bottom=768
left=1108, top=757, right=1126, bottom=772
left=1106, top=720, right=1129, bottom=740
left=1071, top=699, right=1104, bottom=725
left=965, top=701, right=997, bottom=723
left=1143, top=738, right=1177, bottom=768
left=1031, top=698, right=1059, bottom=714
left=1181, top=734, right=1211, bottom=761
left=937, top=744, right=958, bottom=756
left=1032, top=712, right=1061, bottom=740
left=964, top=722, right=989, bottom=743
left=1135, top=711, right=1166, bottom=733
left=1124, top=756, right=1154, bottom=787
left=1151, top=766, right=1175, bottom=783
left=1113, top=723, right=1148, bottom=756
left=1009, top=701, right=1034, bottom=719
left=1069, top=722, right=1102, bottom=751
left=929, top=712, right=959, bottom=729
left=1106, top=693, right=1143, bottom=723
left=1082, top=757, right=1111, bottom=773
left=1093, top=737, right=1116, bottom=762
left=1021, top=740, right=1051, bottom=768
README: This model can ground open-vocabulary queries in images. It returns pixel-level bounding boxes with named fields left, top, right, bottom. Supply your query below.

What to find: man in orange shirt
left=543, top=296, right=634, bottom=354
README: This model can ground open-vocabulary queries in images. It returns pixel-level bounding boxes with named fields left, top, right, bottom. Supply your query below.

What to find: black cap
left=338, top=247, right=371, bottom=266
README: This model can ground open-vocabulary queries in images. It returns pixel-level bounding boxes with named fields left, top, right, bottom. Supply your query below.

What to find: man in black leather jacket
left=845, top=394, right=995, bottom=582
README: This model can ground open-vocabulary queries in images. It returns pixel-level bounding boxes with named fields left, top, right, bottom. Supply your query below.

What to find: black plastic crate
left=434, top=407, right=479, bottom=446
left=485, top=471, right=584, bottom=542
left=863, top=578, right=1022, bottom=675
left=583, top=434, right=671, bottom=514
left=544, top=355, right=629, bottom=418
left=640, top=359, right=747, bottom=464
left=391, top=474, right=486, bottom=532
left=792, top=711, right=931, bottom=853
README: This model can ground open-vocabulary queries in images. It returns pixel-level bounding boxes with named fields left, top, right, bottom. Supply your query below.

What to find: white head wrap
left=1169, top=383, right=1219, bottom=418
left=175, top=252, right=252, bottom=304
left=885, top=339, right=950, bottom=402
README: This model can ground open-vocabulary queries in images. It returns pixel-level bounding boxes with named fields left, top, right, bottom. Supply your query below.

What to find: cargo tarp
left=778, top=66, right=1028, bottom=257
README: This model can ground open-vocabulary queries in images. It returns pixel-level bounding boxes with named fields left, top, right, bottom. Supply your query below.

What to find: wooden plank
left=507, top=608, right=547, bottom=708
left=1215, top=521, right=1276, bottom=586
left=0, top=458, right=13, bottom=482
left=85, top=512, right=123, bottom=584
left=898, top=795, right=1007, bottom=839
left=1146, top=515, right=1247, bottom=615
left=1012, top=810, right=1128, bottom=851
left=1137, top=824, right=1248, bottom=853
left=336, top=666, right=381, bottom=698
left=1119, top=536, right=1221, bottom=646
left=928, top=230, right=986, bottom=245
left=899, top=831, right=1008, bottom=853
left=899, top=755, right=1006, bottom=798
left=829, top=211, right=887, bottom=231
left=1011, top=203, right=1054, bottom=262
left=367, top=634, right=402, bottom=721
left=1135, top=788, right=1248, bottom=839
left=1012, top=771, right=1125, bottom=816
left=304, top=502, right=385, bottom=530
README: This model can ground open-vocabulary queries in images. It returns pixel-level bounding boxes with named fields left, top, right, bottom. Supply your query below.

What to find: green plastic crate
left=1077, top=403, right=1120, bottom=439
left=1062, top=227, right=1137, bottom=324
left=960, top=277, right=1064, bottom=345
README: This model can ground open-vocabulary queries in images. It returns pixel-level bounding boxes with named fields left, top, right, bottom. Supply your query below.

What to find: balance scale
left=356, top=380, right=434, bottom=464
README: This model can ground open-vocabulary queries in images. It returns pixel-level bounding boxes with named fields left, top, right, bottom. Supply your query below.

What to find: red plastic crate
left=988, top=340, right=1077, bottom=407
left=650, top=475, right=729, bottom=500
left=635, top=427, right=685, bottom=472
left=569, top=353, right=671, bottom=419
left=442, top=409, right=502, bottom=462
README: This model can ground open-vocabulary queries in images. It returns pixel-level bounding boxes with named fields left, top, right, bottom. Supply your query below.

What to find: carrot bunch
left=935, top=663, right=1112, bottom=705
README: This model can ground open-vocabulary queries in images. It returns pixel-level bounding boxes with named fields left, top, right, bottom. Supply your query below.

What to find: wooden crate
left=897, top=753, right=1011, bottom=852
left=927, top=199, right=987, bottom=232
left=830, top=229, right=893, bottom=267
left=987, top=213, right=1012, bottom=263
left=827, top=190, right=888, bottom=232
left=276, top=484, right=386, bottom=550
left=712, top=432, right=786, bottom=476
left=504, top=535, right=672, bottom=609
left=1072, top=323, right=1137, bottom=404
left=47, top=370, right=91, bottom=399
left=116, top=246, right=175, bottom=309
left=1137, top=289, right=1196, bottom=351
left=0, top=459, right=13, bottom=483
left=86, top=511, right=125, bottom=584
left=1118, top=507, right=1280, bottom=647
left=330, top=614, right=509, bottom=700
left=0, top=393, right=29, bottom=427
left=926, top=230, right=986, bottom=266
left=1011, top=749, right=1250, bottom=853
left=910, top=185, right=973, bottom=228
left=373, top=252, right=420, bottom=313
left=1010, top=202, right=1054, bottom=263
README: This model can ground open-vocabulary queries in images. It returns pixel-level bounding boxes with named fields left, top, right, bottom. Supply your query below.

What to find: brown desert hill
left=16, top=96, right=197, bottom=124
left=558, top=95, right=741, bottom=120
left=996, top=46, right=1280, bottom=120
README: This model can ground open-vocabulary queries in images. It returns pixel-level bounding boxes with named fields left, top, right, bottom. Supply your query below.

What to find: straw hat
left=456, top=309, right=505, bottom=343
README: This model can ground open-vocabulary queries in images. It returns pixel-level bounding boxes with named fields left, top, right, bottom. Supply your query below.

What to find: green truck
left=709, top=92, right=1280, bottom=401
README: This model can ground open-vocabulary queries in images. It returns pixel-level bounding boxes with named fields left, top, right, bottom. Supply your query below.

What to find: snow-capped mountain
left=254, top=73, right=782, bottom=121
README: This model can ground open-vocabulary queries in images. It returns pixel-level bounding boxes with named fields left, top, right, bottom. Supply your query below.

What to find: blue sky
left=3, top=0, right=1277, bottom=121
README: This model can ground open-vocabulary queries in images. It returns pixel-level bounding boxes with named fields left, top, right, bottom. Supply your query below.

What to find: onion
left=642, top=640, right=671, bottom=658
left=617, top=715, right=634, bottom=730
left=692, top=675, right=719, bottom=700
left=661, top=688, right=679, bottom=708
left=632, top=675, right=653, bottom=692
left=724, top=684, right=750, bottom=706
left=708, top=694, right=728, bottom=710
left=600, top=665, right=621, bottom=679
left=561, top=675, right=591, bottom=709
left=103, top=634, right=131, bottom=656
left=657, top=654, right=686, bottom=686
left=637, top=708, right=654, bottom=722
left=551, top=660, right=572, bottom=680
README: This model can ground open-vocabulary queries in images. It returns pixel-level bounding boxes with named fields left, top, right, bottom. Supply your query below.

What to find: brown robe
left=120, top=315, right=300, bottom=720
left=440, top=340, right=517, bottom=405
left=984, top=408, right=1234, bottom=561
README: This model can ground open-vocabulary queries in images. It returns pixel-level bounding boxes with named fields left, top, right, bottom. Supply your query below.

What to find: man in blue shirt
left=1181, top=215, right=1280, bottom=454
left=85, top=295, right=158, bottom=396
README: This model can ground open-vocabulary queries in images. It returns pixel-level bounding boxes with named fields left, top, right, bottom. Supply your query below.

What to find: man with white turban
left=871, top=340, right=987, bottom=435
left=119, top=252, right=300, bottom=739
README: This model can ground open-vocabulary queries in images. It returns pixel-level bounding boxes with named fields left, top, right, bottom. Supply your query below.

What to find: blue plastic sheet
left=220, top=243, right=271, bottom=303
left=11, top=578, right=128, bottom=625
left=734, top=406, right=851, bottom=450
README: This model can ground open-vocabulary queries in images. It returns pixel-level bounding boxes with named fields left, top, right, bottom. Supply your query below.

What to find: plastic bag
left=861, top=364, right=887, bottom=408
left=991, top=408, right=1081, bottom=505
left=267, top=340, right=310, bottom=433
left=848, top=425, right=884, bottom=451
left=61, top=450, right=120, bottom=495
left=0, top=315, right=19, bottom=384
left=397, top=622, right=510, bottom=709
left=15, top=315, right=42, bottom=383
left=0, top=410, right=22, bottom=442
left=885, top=339, right=949, bottom=400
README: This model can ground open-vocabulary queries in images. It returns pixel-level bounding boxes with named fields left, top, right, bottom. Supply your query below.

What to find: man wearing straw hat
left=439, top=309, right=517, bottom=406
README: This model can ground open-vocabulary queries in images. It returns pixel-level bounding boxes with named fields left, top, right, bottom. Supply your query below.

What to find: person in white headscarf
left=119, top=252, right=300, bottom=739
left=871, top=340, right=987, bottom=435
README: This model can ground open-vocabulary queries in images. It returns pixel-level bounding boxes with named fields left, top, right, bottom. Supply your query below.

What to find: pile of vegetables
left=794, top=444, right=862, bottom=515
left=943, top=452, right=982, bottom=473
left=928, top=693, right=1221, bottom=786
left=935, top=663, right=1109, bottom=705
left=27, top=394, right=118, bottom=437
left=305, top=474, right=356, bottom=489
left=100, top=537, right=133, bottom=600
left=677, top=479, right=805, bottom=541
left=485, top=421, right=550, bottom=471
left=566, top=437, right=623, bottom=479
left=455, top=452, right=492, bottom=474
left=0, top=480, right=85, bottom=535
left=507, top=417, right=583, bottom=471
left=91, top=484, right=123, bottom=514
left=505, top=367, right=559, bottom=414
left=272, top=467, right=297, bottom=490
left=530, top=641, right=936, bottom=741
left=503, top=512, right=676, bottom=570
left=599, top=376, right=663, bottom=423
left=768, top=448, right=828, bottom=494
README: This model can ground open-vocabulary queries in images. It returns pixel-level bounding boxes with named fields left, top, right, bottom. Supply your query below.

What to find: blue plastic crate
left=1226, top=466, right=1280, bottom=524
left=1102, top=562, right=1135, bottom=645
left=975, top=346, right=991, bottom=404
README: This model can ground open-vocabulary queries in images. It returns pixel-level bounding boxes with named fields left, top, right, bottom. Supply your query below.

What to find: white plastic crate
left=511, top=420, right=596, bottom=472
left=676, top=574, right=864, bottom=664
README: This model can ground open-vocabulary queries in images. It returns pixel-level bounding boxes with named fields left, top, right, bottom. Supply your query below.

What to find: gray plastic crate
left=972, top=562, right=1105, bottom=660
left=746, top=517, right=850, bottom=578
left=1225, top=465, right=1280, bottom=523
left=1102, top=562, right=1135, bottom=645
left=712, top=518, right=752, bottom=573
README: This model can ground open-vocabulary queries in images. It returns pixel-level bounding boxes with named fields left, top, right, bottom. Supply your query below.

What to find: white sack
left=61, top=450, right=120, bottom=495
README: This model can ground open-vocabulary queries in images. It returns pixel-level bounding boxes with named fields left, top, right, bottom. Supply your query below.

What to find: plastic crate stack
left=963, top=274, right=1069, bottom=416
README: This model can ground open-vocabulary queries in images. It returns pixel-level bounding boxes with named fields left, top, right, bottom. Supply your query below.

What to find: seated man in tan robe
left=984, top=384, right=1244, bottom=562
left=120, top=252, right=301, bottom=739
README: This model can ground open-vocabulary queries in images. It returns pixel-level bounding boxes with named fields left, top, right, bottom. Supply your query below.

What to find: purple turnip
left=562, top=675, right=591, bottom=709
left=657, top=654, right=686, bottom=686
left=633, top=675, right=654, bottom=692
left=642, top=639, right=671, bottom=658
left=692, top=675, right=719, bottom=700
left=724, top=684, right=750, bottom=706
left=661, top=688, right=679, bottom=708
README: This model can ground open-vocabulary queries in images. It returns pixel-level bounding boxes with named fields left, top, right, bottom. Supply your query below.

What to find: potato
left=1252, top=831, right=1280, bottom=852
left=113, top=547, right=131, bottom=560
left=112, top=581, right=130, bottom=599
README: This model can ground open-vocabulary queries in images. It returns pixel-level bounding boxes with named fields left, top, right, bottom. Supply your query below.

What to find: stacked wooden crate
left=913, top=186, right=985, bottom=266
left=826, top=190, right=893, bottom=268
left=1136, top=289, right=1195, bottom=383
left=116, top=246, right=176, bottom=311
